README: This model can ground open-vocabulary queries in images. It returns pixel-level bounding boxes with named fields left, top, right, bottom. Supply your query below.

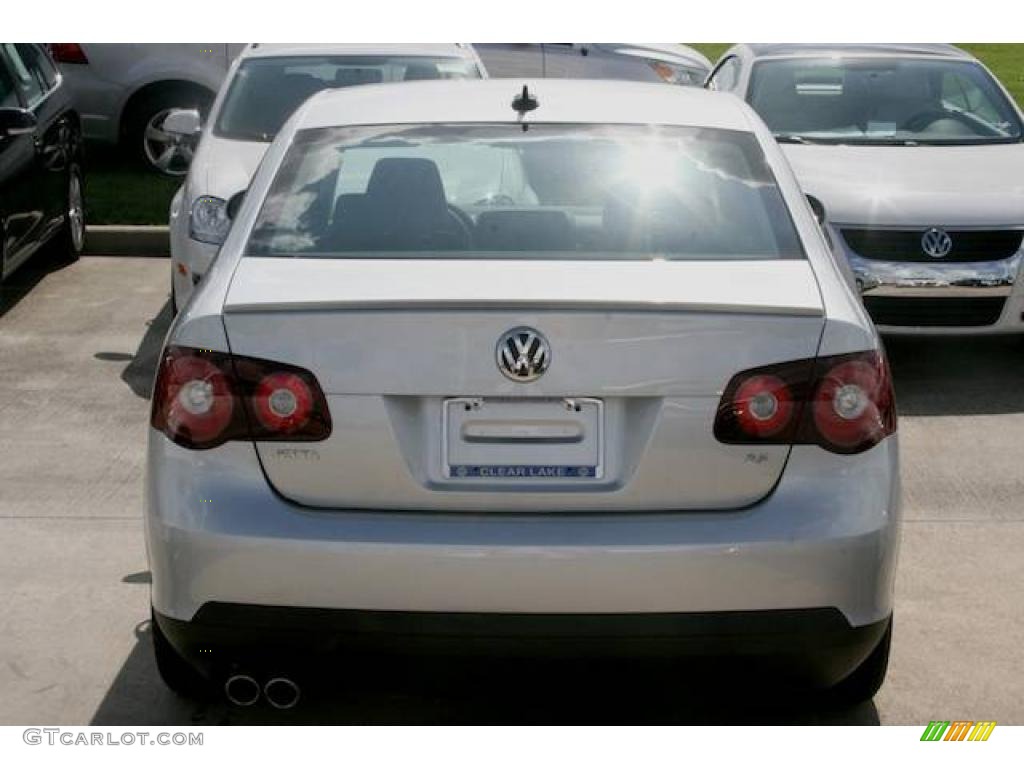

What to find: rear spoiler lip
left=222, top=299, right=824, bottom=317
left=222, top=258, right=826, bottom=318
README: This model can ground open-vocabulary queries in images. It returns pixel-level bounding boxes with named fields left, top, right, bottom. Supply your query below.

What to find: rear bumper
left=154, top=604, right=892, bottom=688
left=145, top=433, right=901, bottom=629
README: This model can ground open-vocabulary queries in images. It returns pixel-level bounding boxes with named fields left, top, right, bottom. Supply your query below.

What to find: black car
left=0, top=43, right=84, bottom=284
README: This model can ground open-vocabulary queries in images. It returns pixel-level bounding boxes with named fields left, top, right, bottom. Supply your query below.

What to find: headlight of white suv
left=189, top=195, right=231, bottom=245
left=647, top=60, right=705, bottom=86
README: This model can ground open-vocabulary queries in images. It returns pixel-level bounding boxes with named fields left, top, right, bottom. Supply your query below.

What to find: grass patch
left=84, top=147, right=180, bottom=226
left=957, top=44, right=1024, bottom=109
left=688, top=43, right=732, bottom=64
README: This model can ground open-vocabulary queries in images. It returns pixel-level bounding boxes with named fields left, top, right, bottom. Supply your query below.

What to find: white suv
left=708, top=44, right=1024, bottom=334
left=165, top=43, right=485, bottom=313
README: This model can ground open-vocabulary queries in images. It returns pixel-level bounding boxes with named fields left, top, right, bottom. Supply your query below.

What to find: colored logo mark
left=920, top=721, right=996, bottom=741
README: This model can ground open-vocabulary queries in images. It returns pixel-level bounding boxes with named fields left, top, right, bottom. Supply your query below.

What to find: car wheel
left=151, top=610, right=210, bottom=699
left=826, top=617, right=892, bottom=706
left=128, top=88, right=211, bottom=176
left=54, top=164, right=86, bottom=263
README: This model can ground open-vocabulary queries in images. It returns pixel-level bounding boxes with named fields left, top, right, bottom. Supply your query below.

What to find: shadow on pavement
left=884, top=334, right=1023, bottom=417
left=90, top=621, right=204, bottom=727
left=95, top=298, right=173, bottom=399
left=92, top=618, right=879, bottom=726
left=0, top=253, right=77, bottom=321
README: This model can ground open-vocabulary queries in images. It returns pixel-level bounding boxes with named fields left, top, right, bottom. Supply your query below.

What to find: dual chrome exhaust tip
left=224, top=674, right=300, bottom=709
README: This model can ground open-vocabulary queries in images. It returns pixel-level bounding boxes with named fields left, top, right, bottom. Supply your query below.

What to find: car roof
left=742, top=43, right=972, bottom=60
left=294, top=78, right=753, bottom=132
left=240, top=43, right=478, bottom=61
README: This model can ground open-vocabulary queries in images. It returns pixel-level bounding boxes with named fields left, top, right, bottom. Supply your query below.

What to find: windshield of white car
left=749, top=57, right=1023, bottom=145
left=245, top=123, right=805, bottom=261
left=214, top=56, right=481, bottom=142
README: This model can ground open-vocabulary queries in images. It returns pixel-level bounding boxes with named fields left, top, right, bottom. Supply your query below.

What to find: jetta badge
left=496, top=327, right=551, bottom=382
left=921, top=227, right=953, bottom=259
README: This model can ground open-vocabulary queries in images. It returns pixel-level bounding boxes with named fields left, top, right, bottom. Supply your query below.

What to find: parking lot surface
left=1, top=255, right=1022, bottom=725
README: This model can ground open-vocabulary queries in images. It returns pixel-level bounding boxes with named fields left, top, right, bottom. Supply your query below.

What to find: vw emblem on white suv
left=921, top=227, right=953, bottom=259
left=497, top=327, right=551, bottom=382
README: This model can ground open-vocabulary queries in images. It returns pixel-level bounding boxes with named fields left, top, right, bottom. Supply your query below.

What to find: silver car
left=50, top=43, right=245, bottom=174
left=709, top=44, right=1024, bottom=334
left=146, top=79, right=900, bottom=709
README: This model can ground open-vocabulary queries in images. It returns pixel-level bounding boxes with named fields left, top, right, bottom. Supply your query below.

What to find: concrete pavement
left=0, top=256, right=1021, bottom=724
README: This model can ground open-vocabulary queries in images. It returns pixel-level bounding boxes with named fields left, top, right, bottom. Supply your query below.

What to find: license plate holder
left=443, top=397, right=604, bottom=480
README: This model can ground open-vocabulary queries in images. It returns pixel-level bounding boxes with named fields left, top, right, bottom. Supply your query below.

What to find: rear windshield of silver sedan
left=749, top=57, right=1023, bottom=145
left=245, top=123, right=805, bottom=261
left=214, top=56, right=481, bottom=142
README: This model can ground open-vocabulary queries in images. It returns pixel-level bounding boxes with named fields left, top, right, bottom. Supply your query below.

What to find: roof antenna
left=509, top=84, right=536, bottom=132
left=511, top=85, right=538, bottom=130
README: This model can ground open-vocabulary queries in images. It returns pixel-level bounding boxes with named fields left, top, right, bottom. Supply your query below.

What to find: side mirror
left=163, top=108, right=202, bottom=138
left=806, top=194, right=826, bottom=227
left=0, top=108, right=37, bottom=139
left=226, top=190, right=247, bottom=221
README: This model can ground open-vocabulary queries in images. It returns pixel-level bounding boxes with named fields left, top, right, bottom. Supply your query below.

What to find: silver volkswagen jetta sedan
left=709, top=44, right=1024, bottom=334
left=145, top=79, right=900, bottom=708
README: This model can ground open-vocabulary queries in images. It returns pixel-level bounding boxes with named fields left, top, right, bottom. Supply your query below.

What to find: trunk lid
left=223, top=258, right=825, bottom=511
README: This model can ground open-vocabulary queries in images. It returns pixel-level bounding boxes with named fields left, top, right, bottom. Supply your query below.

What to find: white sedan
left=147, top=79, right=899, bottom=710
left=164, top=43, right=485, bottom=313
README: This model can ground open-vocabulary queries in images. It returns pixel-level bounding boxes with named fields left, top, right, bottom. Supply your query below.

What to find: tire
left=151, top=610, right=210, bottom=699
left=826, top=617, right=892, bottom=706
left=53, top=163, right=86, bottom=263
left=126, top=87, right=211, bottom=176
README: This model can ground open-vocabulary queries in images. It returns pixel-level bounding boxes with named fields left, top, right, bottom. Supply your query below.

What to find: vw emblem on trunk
left=496, top=327, right=551, bottom=382
left=921, top=227, right=953, bottom=259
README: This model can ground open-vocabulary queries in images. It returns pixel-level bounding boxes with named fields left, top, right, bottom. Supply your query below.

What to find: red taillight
left=151, top=346, right=331, bottom=450
left=732, top=374, right=795, bottom=438
left=253, top=372, right=314, bottom=434
left=48, top=44, right=88, bottom=65
left=160, top=354, right=235, bottom=445
left=811, top=354, right=895, bottom=453
left=715, top=350, right=896, bottom=455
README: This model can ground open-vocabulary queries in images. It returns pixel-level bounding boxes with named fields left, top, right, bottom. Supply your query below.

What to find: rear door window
left=17, top=44, right=59, bottom=91
left=1, top=44, right=44, bottom=106
left=0, top=55, right=21, bottom=109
